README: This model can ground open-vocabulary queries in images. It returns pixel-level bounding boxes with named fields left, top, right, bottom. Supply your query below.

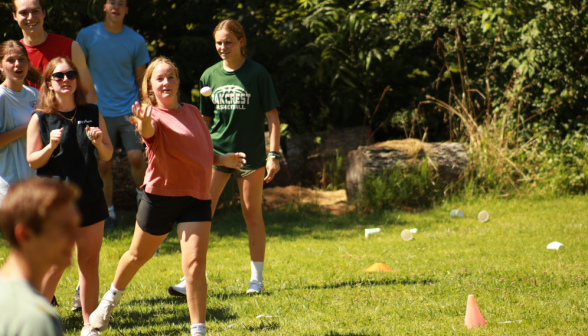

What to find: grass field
left=1, top=196, right=587, bottom=335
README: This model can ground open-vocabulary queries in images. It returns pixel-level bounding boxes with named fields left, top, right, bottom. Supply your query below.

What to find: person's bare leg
left=41, top=264, right=66, bottom=302
left=210, top=170, right=232, bottom=217
left=127, top=149, right=147, bottom=188
left=237, top=168, right=266, bottom=262
left=76, top=221, right=104, bottom=324
left=98, top=160, right=114, bottom=208
left=112, top=223, right=167, bottom=290
left=177, top=221, right=211, bottom=324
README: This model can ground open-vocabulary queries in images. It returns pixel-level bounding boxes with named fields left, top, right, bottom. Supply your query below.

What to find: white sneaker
left=246, top=280, right=264, bottom=294
left=72, top=285, right=81, bottom=311
left=168, top=277, right=186, bottom=296
left=90, top=290, right=121, bottom=331
left=81, top=327, right=102, bottom=336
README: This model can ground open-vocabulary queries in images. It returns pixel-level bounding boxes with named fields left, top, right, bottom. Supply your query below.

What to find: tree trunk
left=346, top=140, right=468, bottom=201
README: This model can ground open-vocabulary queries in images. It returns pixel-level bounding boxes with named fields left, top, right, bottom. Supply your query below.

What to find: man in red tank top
left=12, top=0, right=97, bottom=103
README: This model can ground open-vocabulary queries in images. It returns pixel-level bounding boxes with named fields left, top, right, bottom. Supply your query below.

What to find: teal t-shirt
left=200, top=59, right=279, bottom=169
left=0, top=278, right=64, bottom=336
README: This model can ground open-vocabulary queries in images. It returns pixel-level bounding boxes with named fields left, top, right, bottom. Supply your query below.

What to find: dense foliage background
left=2, top=0, right=588, bottom=199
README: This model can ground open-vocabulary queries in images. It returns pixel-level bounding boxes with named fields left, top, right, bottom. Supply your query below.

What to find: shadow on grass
left=244, top=320, right=280, bottom=332
left=209, top=290, right=271, bottom=300
left=303, top=276, right=436, bottom=290
left=123, top=296, right=237, bottom=322
left=318, top=333, right=378, bottom=336
left=102, top=204, right=409, bottom=241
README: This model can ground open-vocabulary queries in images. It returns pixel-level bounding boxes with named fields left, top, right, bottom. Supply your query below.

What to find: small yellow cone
left=464, top=294, right=486, bottom=329
left=364, top=263, right=392, bottom=272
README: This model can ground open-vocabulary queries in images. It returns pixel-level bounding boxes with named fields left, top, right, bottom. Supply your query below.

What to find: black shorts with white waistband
left=136, top=192, right=212, bottom=236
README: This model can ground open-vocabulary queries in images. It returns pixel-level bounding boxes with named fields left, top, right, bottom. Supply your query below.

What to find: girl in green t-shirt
left=169, top=19, right=281, bottom=296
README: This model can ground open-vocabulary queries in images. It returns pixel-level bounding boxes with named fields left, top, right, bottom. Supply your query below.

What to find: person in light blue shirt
left=0, top=40, right=40, bottom=203
left=76, top=0, right=150, bottom=231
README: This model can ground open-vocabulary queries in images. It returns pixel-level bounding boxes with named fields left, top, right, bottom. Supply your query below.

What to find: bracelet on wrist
left=267, top=151, right=281, bottom=160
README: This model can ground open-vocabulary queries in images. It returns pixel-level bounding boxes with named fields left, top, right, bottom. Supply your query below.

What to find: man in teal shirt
left=77, top=0, right=150, bottom=231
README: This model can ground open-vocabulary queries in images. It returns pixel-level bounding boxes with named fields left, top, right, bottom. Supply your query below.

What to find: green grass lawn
left=1, top=196, right=588, bottom=335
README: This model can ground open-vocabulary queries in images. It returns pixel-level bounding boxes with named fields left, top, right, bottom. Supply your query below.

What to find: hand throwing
left=132, top=101, right=152, bottom=122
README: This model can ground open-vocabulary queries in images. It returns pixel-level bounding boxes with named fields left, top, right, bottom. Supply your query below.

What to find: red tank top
left=21, top=33, right=73, bottom=89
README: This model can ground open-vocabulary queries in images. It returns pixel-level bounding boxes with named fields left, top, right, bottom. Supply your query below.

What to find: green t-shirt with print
left=0, top=278, right=64, bottom=336
left=200, top=59, right=280, bottom=169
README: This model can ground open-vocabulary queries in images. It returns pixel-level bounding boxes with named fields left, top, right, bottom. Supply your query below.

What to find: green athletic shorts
left=213, top=165, right=262, bottom=178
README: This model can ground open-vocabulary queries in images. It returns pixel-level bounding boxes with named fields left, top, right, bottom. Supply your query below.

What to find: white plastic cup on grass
left=546, top=241, right=565, bottom=250
left=477, top=210, right=489, bottom=222
left=401, top=229, right=413, bottom=241
left=365, top=228, right=381, bottom=238
left=450, top=209, right=464, bottom=218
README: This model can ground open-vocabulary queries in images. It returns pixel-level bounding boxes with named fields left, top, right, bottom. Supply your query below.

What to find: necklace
left=55, top=107, right=77, bottom=124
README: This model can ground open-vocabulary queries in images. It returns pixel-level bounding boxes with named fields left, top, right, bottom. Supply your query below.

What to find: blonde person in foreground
left=169, top=18, right=281, bottom=297
left=89, top=56, right=246, bottom=336
left=0, top=178, right=81, bottom=336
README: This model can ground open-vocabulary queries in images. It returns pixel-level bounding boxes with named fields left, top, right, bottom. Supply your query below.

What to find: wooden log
left=346, top=140, right=468, bottom=201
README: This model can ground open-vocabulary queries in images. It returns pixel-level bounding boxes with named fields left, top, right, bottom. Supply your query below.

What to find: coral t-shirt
left=21, top=33, right=73, bottom=88
left=142, top=103, right=214, bottom=200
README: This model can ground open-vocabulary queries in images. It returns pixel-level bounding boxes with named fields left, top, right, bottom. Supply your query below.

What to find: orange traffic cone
left=364, top=263, right=392, bottom=272
left=464, top=294, right=486, bottom=329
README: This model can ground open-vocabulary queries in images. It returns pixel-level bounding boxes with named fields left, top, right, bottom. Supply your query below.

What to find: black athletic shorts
left=136, top=192, right=212, bottom=236
left=79, top=192, right=109, bottom=227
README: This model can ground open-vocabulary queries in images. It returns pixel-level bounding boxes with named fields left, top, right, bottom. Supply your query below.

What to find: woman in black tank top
left=26, top=57, right=113, bottom=336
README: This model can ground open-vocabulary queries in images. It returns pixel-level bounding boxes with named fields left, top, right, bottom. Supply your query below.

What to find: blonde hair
left=213, top=19, right=247, bottom=57
left=37, top=57, right=87, bottom=115
left=140, top=56, right=180, bottom=107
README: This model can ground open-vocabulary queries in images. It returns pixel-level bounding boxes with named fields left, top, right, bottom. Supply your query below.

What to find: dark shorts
left=104, top=114, right=143, bottom=153
left=79, top=192, right=109, bottom=227
left=213, top=165, right=262, bottom=178
left=136, top=192, right=212, bottom=236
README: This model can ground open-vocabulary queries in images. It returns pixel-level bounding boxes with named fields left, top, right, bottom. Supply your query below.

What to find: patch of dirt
left=263, top=186, right=354, bottom=215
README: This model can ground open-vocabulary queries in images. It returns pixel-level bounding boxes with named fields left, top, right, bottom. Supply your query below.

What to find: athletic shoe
left=246, top=280, right=265, bottom=294
left=90, top=290, right=121, bottom=331
left=81, top=327, right=102, bottom=336
left=103, top=217, right=116, bottom=233
left=51, top=295, right=59, bottom=307
left=72, top=285, right=81, bottom=311
left=168, top=277, right=186, bottom=297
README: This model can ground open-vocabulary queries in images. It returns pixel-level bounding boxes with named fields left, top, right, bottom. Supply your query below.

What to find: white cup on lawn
left=546, top=241, right=565, bottom=250
left=450, top=209, right=464, bottom=218
left=365, top=228, right=381, bottom=238
left=401, top=229, right=413, bottom=241
left=478, top=210, right=489, bottom=222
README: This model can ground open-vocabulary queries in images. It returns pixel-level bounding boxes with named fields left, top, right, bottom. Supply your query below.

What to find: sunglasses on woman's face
left=51, top=70, right=78, bottom=81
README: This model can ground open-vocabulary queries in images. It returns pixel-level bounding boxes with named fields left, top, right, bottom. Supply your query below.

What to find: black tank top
left=36, top=104, right=103, bottom=205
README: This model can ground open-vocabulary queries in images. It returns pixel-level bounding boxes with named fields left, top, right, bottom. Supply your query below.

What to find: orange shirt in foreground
left=142, top=103, right=213, bottom=200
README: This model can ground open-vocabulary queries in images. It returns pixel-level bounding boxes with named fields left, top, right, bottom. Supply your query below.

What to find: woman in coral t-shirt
left=89, top=57, right=245, bottom=336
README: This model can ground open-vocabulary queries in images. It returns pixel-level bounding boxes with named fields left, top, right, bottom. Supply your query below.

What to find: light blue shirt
left=0, top=85, right=38, bottom=200
left=76, top=23, right=150, bottom=117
